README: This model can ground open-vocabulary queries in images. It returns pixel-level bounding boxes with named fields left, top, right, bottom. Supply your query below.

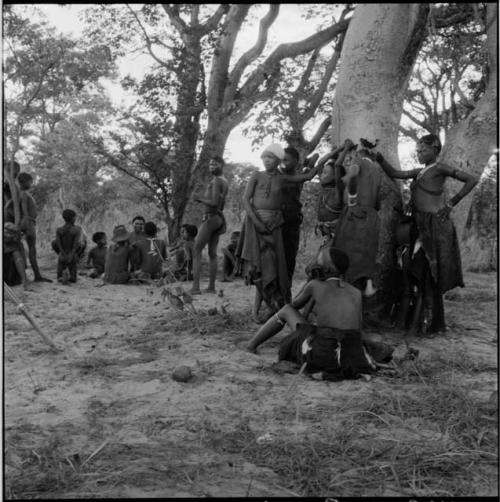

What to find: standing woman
left=375, top=134, right=478, bottom=334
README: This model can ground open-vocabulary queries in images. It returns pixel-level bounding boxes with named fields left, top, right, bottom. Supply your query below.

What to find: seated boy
left=104, top=225, right=132, bottom=284
left=171, top=223, right=197, bottom=281
left=86, top=231, right=107, bottom=279
left=222, top=230, right=241, bottom=281
left=3, top=222, right=31, bottom=290
left=53, top=209, right=82, bottom=283
left=246, top=247, right=361, bottom=352
left=246, top=247, right=393, bottom=377
left=131, top=221, right=167, bottom=281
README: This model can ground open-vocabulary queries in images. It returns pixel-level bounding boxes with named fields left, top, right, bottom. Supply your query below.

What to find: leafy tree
left=3, top=5, right=115, bottom=160
left=401, top=4, right=488, bottom=141
left=83, top=4, right=351, bottom=236
left=242, top=5, right=352, bottom=160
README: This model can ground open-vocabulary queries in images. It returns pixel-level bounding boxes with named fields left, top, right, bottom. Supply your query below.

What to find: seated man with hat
left=236, top=143, right=319, bottom=322
left=104, top=225, right=132, bottom=284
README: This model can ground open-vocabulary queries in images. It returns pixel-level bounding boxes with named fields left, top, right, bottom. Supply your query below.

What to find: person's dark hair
left=62, top=208, right=76, bottom=223
left=284, top=147, right=300, bottom=162
left=133, top=215, right=145, bottom=223
left=17, top=172, right=33, bottom=185
left=329, top=247, right=349, bottom=276
left=230, top=230, right=241, bottom=238
left=181, top=223, right=198, bottom=239
left=92, top=231, right=106, bottom=244
left=144, top=221, right=157, bottom=237
left=211, top=156, right=224, bottom=166
left=419, top=134, right=442, bottom=154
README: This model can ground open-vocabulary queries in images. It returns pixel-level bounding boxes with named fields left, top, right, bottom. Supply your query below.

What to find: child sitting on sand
left=53, top=209, right=83, bottom=284
left=222, top=230, right=241, bottom=282
left=104, top=225, right=132, bottom=284
left=171, top=223, right=198, bottom=281
left=87, top=231, right=107, bottom=279
left=131, top=221, right=167, bottom=281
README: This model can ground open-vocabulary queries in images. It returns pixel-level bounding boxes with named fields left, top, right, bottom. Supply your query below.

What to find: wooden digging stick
left=4, top=282, right=60, bottom=352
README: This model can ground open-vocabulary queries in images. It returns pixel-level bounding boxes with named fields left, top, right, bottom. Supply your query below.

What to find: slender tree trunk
left=330, top=3, right=429, bottom=305
left=440, top=3, right=497, bottom=250
left=170, top=36, right=203, bottom=237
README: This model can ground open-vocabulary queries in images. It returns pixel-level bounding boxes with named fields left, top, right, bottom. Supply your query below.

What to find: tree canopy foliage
left=2, top=3, right=496, bottom=265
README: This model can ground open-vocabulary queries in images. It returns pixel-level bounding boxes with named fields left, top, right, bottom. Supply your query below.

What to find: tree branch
left=309, top=116, right=332, bottom=151
left=190, top=4, right=200, bottom=27
left=96, top=143, right=157, bottom=193
left=206, top=5, right=250, bottom=114
left=402, top=108, right=430, bottom=131
left=126, top=4, right=168, bottom=67
left=225, top=4, right=280, bottom=102
left=200, top=4, right=229, bottom=34
left=161, top=4, right=188, bottom=37
left=399, top=124, right=420, bottom=142
left=433, top=7, right=475, bottom=29
left=238, top=18, right=350, bottom=103
left=301, top=30, right=345, bottom=125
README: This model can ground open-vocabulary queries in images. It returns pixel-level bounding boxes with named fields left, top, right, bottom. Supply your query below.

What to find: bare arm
left=19, top=191, right=29, bottom=224
left=55, top=229, right=65, bottom=259
left=375, top=152, right=420, bottom=180
left=280, top=165, right=318, bottom=183
left=86, top=250, right=94, bottom=268
left=316, top=145, right=344, bottom=172
left=291, top=281, right=313, bottom=310
left=437, top=163, right=479, bottom=206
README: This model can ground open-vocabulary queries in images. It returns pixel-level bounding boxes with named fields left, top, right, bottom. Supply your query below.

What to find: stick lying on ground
left=4, top=282, right=60, bottom=352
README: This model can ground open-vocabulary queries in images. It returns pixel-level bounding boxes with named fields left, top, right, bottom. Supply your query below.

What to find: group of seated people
left=3, top=210, right=242, bottom=288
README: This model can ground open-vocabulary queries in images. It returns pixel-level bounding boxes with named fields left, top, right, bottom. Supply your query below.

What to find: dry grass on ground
left=3, top=257, right=498, bottom=498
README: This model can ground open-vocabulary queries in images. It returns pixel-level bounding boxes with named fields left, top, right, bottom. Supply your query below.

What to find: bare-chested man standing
left=191, top=156, right=229, bottom=295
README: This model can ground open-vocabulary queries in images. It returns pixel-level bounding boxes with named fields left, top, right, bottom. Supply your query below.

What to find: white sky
left=24, top=4, right=415, bottom=166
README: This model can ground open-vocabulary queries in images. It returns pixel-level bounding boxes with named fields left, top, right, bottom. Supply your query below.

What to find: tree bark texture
left=440, top=3, right=497, bottom=252
left=461, top=156, right=498, bottom=271
left=330, top=3, right=429, bottom=303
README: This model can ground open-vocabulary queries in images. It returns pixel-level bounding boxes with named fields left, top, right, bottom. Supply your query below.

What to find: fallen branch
left=4, top=282, right=60, bottom=352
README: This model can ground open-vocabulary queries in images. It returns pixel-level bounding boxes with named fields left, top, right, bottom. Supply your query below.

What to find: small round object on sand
left=172, top=365, right=193, bottom=383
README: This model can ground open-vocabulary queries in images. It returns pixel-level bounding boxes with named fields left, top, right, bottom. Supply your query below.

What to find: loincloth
left=236, top=209, right=290, bottom=309
left=278, top=324, right=393, bottom=379
left=413, top=210, right=463, bottom=293
left=334, top=205, right=380, bottom=283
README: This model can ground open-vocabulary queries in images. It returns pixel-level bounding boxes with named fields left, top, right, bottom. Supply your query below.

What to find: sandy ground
left=3, top=256, right=498, bottom=498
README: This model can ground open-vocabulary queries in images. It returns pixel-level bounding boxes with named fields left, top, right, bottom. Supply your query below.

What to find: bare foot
left=34, top=276, right=53, bottom=283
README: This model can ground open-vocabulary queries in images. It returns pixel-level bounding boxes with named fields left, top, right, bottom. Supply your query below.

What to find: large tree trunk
left=461, top=155, right=498, bottom=271
left=440, top=3, right=497, bottom=260
left=330, top=3, right=429, bottom=306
